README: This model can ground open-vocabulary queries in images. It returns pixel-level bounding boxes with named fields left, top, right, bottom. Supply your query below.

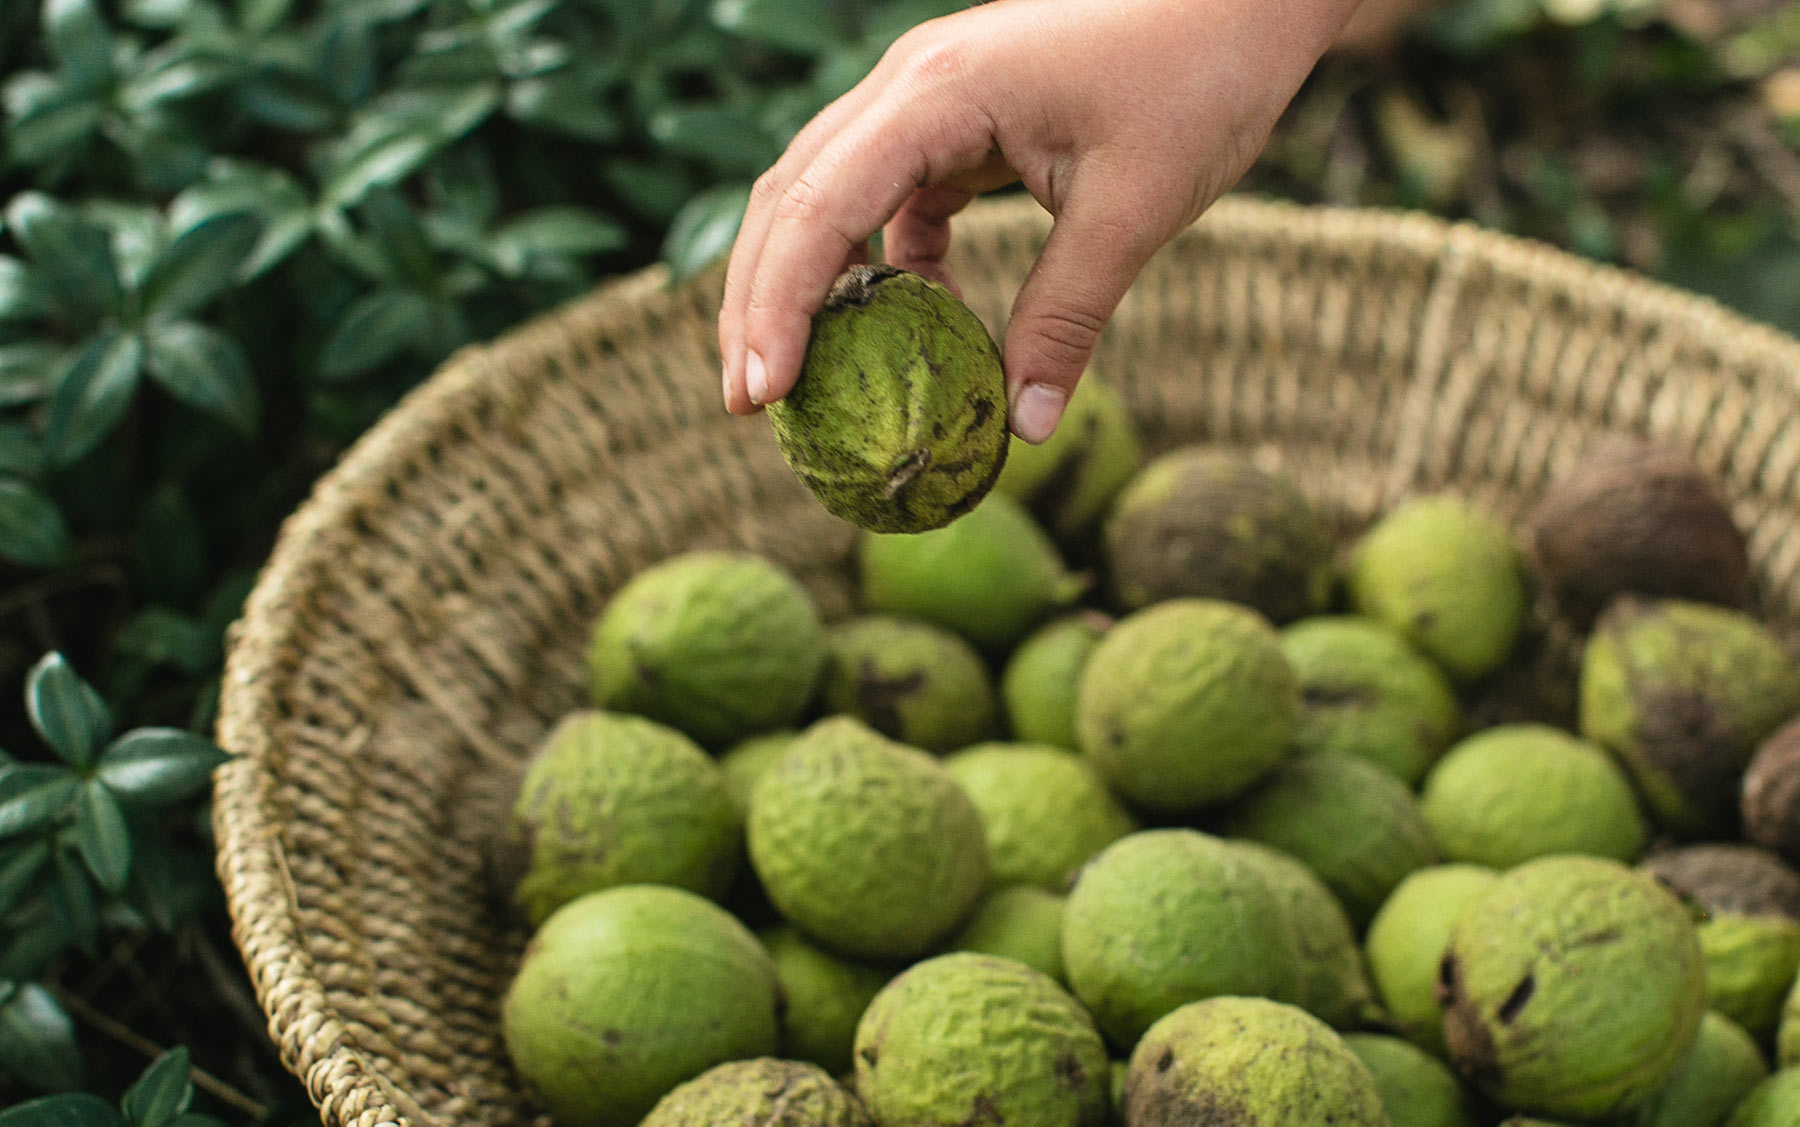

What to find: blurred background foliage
left=0, top=0, right=1795, bottom=1118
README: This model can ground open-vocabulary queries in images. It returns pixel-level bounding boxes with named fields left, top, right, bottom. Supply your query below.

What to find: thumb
left=1002, top=185, right=1168, bottom=444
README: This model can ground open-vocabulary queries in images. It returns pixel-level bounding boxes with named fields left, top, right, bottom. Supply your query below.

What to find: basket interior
left=214, top=194, right=1800, bottom=1127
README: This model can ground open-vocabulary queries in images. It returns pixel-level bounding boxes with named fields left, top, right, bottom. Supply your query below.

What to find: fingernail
left=722, top=366, right=734, bottom=409
left=746, top=350, right=769, bottom=406
left=1011, top=382, right=1068, bottom=445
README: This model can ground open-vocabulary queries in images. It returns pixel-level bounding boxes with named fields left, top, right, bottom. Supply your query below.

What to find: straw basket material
left=214, top=192, right=1800, bottom=1127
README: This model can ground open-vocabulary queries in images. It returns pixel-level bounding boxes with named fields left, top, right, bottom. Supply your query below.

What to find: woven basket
left=214, top=193, right=1800, bottom=1127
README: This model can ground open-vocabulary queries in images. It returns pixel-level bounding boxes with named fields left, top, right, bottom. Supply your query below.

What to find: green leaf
left=143, top=321, right=258, bottom=434
left=43, top=0, right=114, bottom=89
left=120, top=53, right=238, bottom=113
left=320, top=128, right=442, bottom=210
left=0, top=1095, right=121, bottom=1127
left=169, top=163, right=314, bottom=279
left=0, top=424, right=45, bottom=479
left=0, top=480, right=74, bottom=569
left=646, top=104, right=783, bottom=176
left=236, top=68, right=340, bottom=132
left=316, top=289, right=429, bottom=380
left=357, top=188, right=436, bottom=290
left=0, top=766, right=79, bottom=837
left=122, top=0, right=206, bottom=29
left=122, top=1047, right=191, bottom=1127
left=44, top=330, right=144, bottom=467
left=0, top=986, right=85, bottom=1096
left=49, top=848, right=97, bottom=957
left=241, top=0, right=291, bottom=34
left=4, top=194, right=123, bottom=325
left=711, top=0, right=845, bottom=55
left=25, top=653, right=111, bottom=769
left=601, top=158, right=699, bottom=224
left=505, top=71, right=621, bottom=141
left=114, top=610, right=209, bottom=675
left=0, top=343, right=63, bottom=408
left=0, top=258, right=53, bottom=323
left=73, top=781, right=129, bottom=892
left=0, top=842, right=52, bottom=915
left=97, top=730, right=227, bottom=805
left=491, top=207, right=628, bottom=269
left=662, top=183, right=750, bottom=280
left=5, top=97, right=105, bottom=169
left=138, top=212, right=261, bottom=318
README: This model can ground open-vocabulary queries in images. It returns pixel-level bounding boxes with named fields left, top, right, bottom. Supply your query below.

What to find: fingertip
left=1009, top=380, right=1070, bottom=445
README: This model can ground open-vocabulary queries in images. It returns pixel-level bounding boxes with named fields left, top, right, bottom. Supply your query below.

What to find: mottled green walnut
left=1624, top=1011, right=1768, bottom=1127
left=1280, top=615, right=1462, bottom=785
left=1419, top=724, right=1647, bottom=869
left=820, top=615, right=997, bottom=754
left=746, top=717, right=987, bottom=958
left=769, top=265, right=1009, bottom=534
left=1103, top=447, right=1336, bottom=623
left=497, top=710, right=738, bottom=926
left=758, top=926, right=892, bottom=1077
left=1725, top=1068, right=1800, bottom=1127
left=1076, top=598, right=1299, bottom=812
left=1222, top=753, right=1439, bottom=928
left=853, top=952, right=1111, bottom=1127
left=1642, top=843, right=1800, bottom=1039
left=638, top=1058, right=872, bottom=1126
left=947, top=884, right=1067, bottom=982
left=1362, top=864, right=1499, bottom=1058
left=943, top=742, right=1137, bottom=891
left=1231, top=840, right=1379, bottom=1029
left=1061, top=829, right=1301, bottom=1049
left=1343, top=1033, right=1479, bottom=1127
left=1347, top=494, right=1528, bottom=682
left=501, top=885, right=779, bottom=1127
left=1001, top=613, right=1109, bottom=751
left=718, top=730, right=799, bottom=824
left=1439, top=855, right=1707, bottom=1119
left=858, top=491, right=1085, bottom=655
left=587, top=551, right=824, bottom=748
left=994, top=375, right=1143, bottom=543
left=1122, top=996, right=1388, bottom=1126
left=1580, top=595, right=1800, bottom=837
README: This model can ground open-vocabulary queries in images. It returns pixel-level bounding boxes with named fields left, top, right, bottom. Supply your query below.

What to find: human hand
left=718, top=0, right=1363, bottom=442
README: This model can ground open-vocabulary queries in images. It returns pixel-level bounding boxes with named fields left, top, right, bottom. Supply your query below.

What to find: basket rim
left=209, top=192, right=1800, bottom=1127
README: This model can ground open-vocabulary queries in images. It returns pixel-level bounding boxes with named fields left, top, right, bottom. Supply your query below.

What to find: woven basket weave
left=214, top=193, right=1800, bottom=1127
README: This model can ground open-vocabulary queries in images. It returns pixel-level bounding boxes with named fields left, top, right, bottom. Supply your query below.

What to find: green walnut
left=820, top=615, right=998, bottom=754
left=994, top=375, right=1144, bottom=543
left=746, top=716, right=987, bottom=958
left=1343, top=1033, right=1479, bottom=1127
left=1347, top=494, right=1528, bottom=682
left=1419, top=724, right=1647, bottom=869
left=758, top=926, right=893, bottom=1077
left=718, top=729, right=798, bottom=825
left=1624, top=1010, right=1768, bottom=1127
left=1439, top=855, right=1707, bottom=1119
left=1232, top=839, right=1379, bottom=1029
left=943, top=742, right=1137, bottom=891
left=587, top=551, right=825, bottom=748
left=638, top=1058, right=872, bottom=1127
left=1725, top=1068, right=1800, bottom=1127
left=1001, top=613, right=1109, bottom=751
left=1363, top=864, right=1498, bottom=1058
left=1221, top=753, right=1440, bottom=927
left=858, top=491, right=1085, bottom=655
left=1280, top=614, right=1462, bottom=785
left=1581, top=595, right=1800, bottom=838
left=1642, top=843, right=1800, bottom=1040
left=497, top=710, right=738, bottom=926
left=501, top=884, right=780, bottom=1127
left=853, top=952, right=1111, bottom=1127
left=769, top=265, right=1009, bottom=534
left=1103, top=447, right=1336, bottom=623
left=946, top=884, right=1067, bottom=982
left=1061, top=829, right=1301, bottom=1049
left=1121, top=996, right=1386, bottom=1127
left=1076, top=598, right=1299, bottom=812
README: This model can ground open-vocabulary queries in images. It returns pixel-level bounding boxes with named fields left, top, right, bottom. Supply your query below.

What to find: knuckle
left=1027, top=307, right=1107, bottom=362
left=749, top=169, right=784, bottom=208
left=775, top=175, right=831, bottom=227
